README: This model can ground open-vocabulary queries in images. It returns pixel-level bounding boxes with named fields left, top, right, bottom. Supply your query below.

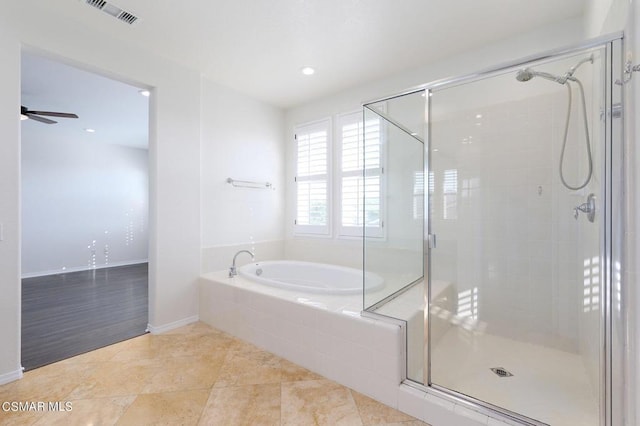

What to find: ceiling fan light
left=20, top=114, right=29, bottom=121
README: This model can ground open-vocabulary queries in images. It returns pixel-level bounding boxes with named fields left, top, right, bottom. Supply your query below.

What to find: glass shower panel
left=363, top=91, right=425, bottom=312
left=428, top=48, right=606, bottom=425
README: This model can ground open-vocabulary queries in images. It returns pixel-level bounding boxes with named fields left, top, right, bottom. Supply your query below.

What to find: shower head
left=515, top=68, right=566, bottom=84
left=516, top=55, right=593, bottom=85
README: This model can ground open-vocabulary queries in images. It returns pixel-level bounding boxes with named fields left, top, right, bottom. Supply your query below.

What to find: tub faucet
left=229, top=250, right=254, bottom=277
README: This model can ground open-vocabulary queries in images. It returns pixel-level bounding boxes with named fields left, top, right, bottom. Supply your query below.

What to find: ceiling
left=20, top=1, right=587, bottom=148
left=21, top=52, right=149, bottom=149
left=20, top=0, right=586, bottom=109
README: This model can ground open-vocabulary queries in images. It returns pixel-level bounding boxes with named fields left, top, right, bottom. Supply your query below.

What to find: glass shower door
left=363, top=92, right=426, bottom=311
left=428, top=47, right=608, bottom=425
left=363, top=92, right=427, bottom=383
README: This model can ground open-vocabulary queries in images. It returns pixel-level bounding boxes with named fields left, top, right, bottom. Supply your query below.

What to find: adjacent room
left=20, top=52, right=149, bottom=370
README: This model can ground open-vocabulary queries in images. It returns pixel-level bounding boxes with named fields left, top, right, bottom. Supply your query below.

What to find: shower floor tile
left=431, top=327, right=599, bottom=426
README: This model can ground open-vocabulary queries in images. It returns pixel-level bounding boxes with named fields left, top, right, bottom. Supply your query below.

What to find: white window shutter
left=337, top=111, right=384, bottom=238
left=294, top=119, right=331, bottom=235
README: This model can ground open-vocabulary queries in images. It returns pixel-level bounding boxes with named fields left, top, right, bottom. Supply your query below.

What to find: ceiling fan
left=21, top=105, right=78, bottom=124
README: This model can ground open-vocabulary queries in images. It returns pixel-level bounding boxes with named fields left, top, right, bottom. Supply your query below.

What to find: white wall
left=0, top=20, right=22, bottom=384
left=200, top=78, right=285, bottom=272
left=585, top=0, right=629, bottom=37
left=0, top=4, right=201, bottom=381
left=21, top=137, right=148, bottom=276
left=620, top=0, right=640, bottom=424
left=584, top=1, right=635, bottom=423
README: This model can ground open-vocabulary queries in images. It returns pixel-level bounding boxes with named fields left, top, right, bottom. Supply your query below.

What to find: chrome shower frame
left=363, top=32, right=624, bottom=426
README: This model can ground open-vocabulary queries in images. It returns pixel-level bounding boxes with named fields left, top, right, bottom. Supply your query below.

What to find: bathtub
left=199, top=268, right=404, bottom=411
left=238, top=260, right=384, bottom=295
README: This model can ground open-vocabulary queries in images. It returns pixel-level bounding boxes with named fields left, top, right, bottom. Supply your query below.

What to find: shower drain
left=490, top=367, right=513, bottom=378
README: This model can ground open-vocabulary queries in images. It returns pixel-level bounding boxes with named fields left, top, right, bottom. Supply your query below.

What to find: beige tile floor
left=0, top=322, right=429, bottom=426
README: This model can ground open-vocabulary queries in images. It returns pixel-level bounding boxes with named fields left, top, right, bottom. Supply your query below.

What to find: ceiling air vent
left=84, top=0, right=139, bottom=25
left=86, top=0, right=107, bottom=9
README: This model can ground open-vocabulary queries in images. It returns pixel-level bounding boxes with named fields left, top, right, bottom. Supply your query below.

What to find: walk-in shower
left=363, top=36, right=623, bottom=426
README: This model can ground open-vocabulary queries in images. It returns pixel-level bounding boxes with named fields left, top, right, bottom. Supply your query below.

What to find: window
left=443, top=169, right=458, bottom=220
left=294, top=119, right=331, bottom=235
left=337, top=112, right=384, bottom=238
left=413, top=171, right=424, bottom=220
left=293, top=112, right=385, bottom=238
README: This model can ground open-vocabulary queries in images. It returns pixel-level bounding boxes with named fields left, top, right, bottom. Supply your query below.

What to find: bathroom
left=0, top=1, right=639, bottom=425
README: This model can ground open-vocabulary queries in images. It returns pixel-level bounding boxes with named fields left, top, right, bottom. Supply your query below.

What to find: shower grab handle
left=428, top=234, right=437, bottom=249
left=573, top=193, right=596, bottom=223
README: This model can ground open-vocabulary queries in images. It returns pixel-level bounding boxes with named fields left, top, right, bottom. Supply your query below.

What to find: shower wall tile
left=397, top=385, right=427, bottom=420
left=423, top=396, right=488, bottom=426
left=200, top=240, right=285, bottom=273
left=430, top=90, right=590, bottom=352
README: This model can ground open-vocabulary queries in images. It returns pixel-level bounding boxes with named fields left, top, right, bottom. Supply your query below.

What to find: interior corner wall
left=0, top=24, right=22, bottom=382
left=200, top=78, right=286, bottom=272
left=584, top=0, right=629, bottom=37
left=584, top=0, right=636, bottom=422
left=0, top=5, right=201, bottom=380
left=625, top=0, right=640, bottom=423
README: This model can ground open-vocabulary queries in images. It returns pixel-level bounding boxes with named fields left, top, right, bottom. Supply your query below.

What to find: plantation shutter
left=338, top=112, right=384, bottom=237
left=294, top=119, right=330, bottom=235
left=443, top=169, right=458, bottom=220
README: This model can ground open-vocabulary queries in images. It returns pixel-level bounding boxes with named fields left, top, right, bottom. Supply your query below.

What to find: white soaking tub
left=238, top=260, right=384, bottom=295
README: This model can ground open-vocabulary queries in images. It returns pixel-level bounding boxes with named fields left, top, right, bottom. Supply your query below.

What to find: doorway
left=20, top=51, right=150, bottom=370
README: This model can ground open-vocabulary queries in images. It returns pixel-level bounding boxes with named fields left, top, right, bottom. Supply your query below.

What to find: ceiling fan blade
left=28, top=110, right=79, bottom=119
left=26, top=114, right=57, bottom=124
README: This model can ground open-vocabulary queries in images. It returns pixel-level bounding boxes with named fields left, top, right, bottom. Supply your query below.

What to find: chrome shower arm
left=565, top=54, right=594, bottom=78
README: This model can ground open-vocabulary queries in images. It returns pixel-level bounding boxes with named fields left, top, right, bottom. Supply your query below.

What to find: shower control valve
left=573, top=193, right=596, bottom=223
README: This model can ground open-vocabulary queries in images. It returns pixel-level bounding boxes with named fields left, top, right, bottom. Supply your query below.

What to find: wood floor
left=21, top=263, right=148, bottom=371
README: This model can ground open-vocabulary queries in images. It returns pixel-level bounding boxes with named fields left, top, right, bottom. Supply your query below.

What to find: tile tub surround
left=199, top=271, right=405, bottom=408
left=0, top=322, right=427, bottom=426
left=200, top=272, right=505, bottom=426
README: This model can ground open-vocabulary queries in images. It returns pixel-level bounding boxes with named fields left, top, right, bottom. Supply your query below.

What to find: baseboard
left=147, top=315, right=199, bottom=334
left=0, top=367, right=23, bottom=385
left=21, top=259, right=149, bottom=279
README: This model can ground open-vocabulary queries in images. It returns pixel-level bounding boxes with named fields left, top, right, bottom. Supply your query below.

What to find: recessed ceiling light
left=84, top=128, right=96, bottom=133
left=476, top=114, right=483, bottom=119
left=301, top=67, right=315, bottom=76
left=139, top=89, right=150, bottom=97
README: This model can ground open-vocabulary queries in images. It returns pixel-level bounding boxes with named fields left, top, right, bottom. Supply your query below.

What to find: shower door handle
left=428, top=234, right=437, bottom=249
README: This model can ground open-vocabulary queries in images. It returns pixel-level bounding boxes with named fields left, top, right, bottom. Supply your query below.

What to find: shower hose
left=559, top=77, right=592, bottom=191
